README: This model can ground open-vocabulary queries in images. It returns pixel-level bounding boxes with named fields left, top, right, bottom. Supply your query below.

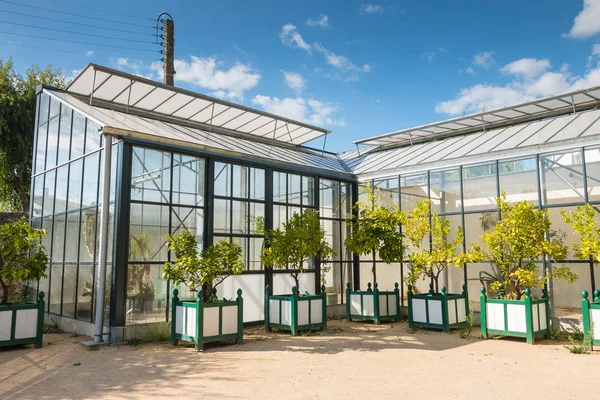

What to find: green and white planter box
left=582, top=289, right=600, bottom=349
left=408, top=284, right=469, bottom=332
left=0, top=291, right=45, bottom=349
left=480, top=287, right=549, bottom=344
left=346, top=282, right=400, bottom=324
left=171, top=288, right=243, bottom=351
left=265, top=285, right=327, bottom=336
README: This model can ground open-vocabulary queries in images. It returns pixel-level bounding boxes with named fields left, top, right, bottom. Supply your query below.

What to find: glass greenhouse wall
left=359, top=148, right=600, bottom=316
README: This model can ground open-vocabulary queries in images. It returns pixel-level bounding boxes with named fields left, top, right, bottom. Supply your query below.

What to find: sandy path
left=0, top=320, right=597, bottom=400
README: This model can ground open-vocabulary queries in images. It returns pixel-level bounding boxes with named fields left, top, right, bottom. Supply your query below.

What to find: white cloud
left=565, top=0, right=600, bottom=39
left=279, top=24, right=312, bottom=54
left=436, top=55, right=600, bottom=115
left=306, top=14, right=329, bottom=28
left=86, top=50, right=94, bottom=57
left=465, top=66, right=475, bottom=74
left=252, top=95, right=346, bottom=127
left=174, top=56, right=261, bottom=101
left=423, top=48, right=447, bottom=61
left=473, top=51, right=495, bottom=69
left=313, top=43, right=370, bottom=72
left=113, top=57, right=157, bottom=79
left=360, top=4, right=383, bottom=15
left=281, top=71, right=306, bottom=91
left=500, top=58, right=551, bottom=79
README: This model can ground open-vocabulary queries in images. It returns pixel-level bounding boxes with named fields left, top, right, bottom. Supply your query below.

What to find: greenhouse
left=30, top=63, right=600, bottom=341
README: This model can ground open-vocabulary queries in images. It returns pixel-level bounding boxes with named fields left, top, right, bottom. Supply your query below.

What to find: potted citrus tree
left=562, top=204, right=600, bottom=349
left=344, top=184, right=404, bottom=324
left=404, top=199, right=470, bottom=332
left=262, top=209, right=333, bottom=335
left=471, top=194, right=578, bottom=344
left=0, top=218, right=49, bottom=348
left=164, top=230, right=244, bottom=350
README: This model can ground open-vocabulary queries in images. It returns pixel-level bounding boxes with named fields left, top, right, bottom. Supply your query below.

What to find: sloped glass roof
left=66, top=64, right=330, bottom=146
left=355, top=86, right=600, bottom=148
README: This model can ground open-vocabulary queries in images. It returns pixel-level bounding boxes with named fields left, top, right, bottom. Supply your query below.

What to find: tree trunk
left=372, top=249, right=377, bottom=284
left=293, top=273, right=300, bottom=294
left=202, top=283, right=213, bottom=302
left=433, top=275, right=439, bottom=294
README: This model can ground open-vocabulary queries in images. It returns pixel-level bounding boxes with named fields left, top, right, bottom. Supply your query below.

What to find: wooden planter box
left=480, top=287, right=549, bottom=344
left=408, top=285, right=469, bottom=332
left=171, top=289, right=243, bottom=351
left=0, top=292, right=45, bottom=349
left=265, top=285, right=327, bottom=336
left=582, top=290, right=600, bottom=349
left=346, top=282, right=400, bottom=324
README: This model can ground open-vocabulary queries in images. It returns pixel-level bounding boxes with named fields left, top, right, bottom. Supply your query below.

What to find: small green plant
left=163, top=230, right=244, bottom=302
left=262, top=209, right=334, bottom=293
left=460, top=308, right=475, bottom=339
left=44, top=315, right=62, bottom=334
left=0, top=218, right=49, bottom=304
left=126, top=338, right=143, bottom=347
left=563, top=327, right=592, bottom=354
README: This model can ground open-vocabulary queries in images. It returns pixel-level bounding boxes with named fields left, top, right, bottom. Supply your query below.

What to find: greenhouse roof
left=47, top=89, right=350, bottom=175
left=66, top=64, right=330, bottom=146
left=343, top=107, right=600, bottom=179
left=354, top=85, right=600, bottom=149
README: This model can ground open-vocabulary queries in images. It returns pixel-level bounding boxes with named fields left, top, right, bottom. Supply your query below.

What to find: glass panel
left=126, top=264, right=167, bottom=324
left=288, top=174, right=301, bottom=204
left=273, top=171, right=286, bottom=203
left=49, top=96, right=60, bottom=121
left=42, top=216, right=53, bottom=256
left=273, top=204, right=286, bottom=229
left=320, top=179, right=336, bottom=218
left=400, top=173, right=428, bottom=212
left=85, top=120, right=101, bottom=153
left=341, top=221, right=351, bottom=261
left=67, top=159, right=83, bottom=211
left=64, top=212, right=80, bottom=263
left=76, top=263, right=94, bottom=321
left=62, top=264, right=77, bottom=318
left=429, top=169, right=461, bottom=213
left=33, top=175, right=44, bottom=217
left=213, top=199, right=230, bottom=233
left=54, top=165, right=69, bottom=214
left=374, top=177, right=398, bottom=208
left=82, top=153, right=100, bottom=208
left=171, top=207, right=204, bottom=247
left=322, top=219, right=341, bottom=261
left=541, top=150, right=585, bottom=205
left=232, top=165, right=248, bottom=199
left=232, top=236, right=247, bottom=270
left=499, top=157, right=538, bottom=205
left=340, top=182, right=352, bottom=220
left=214, top=162, right=231, bottom=197
left=172, top=154, right=205, bottom=206
left=79, top=209, right=97, bottom=263
left=553, top=263, right=590, bottom=317
left=43, top=169, right=56, bottom=216
left=129, top=204, right=170, bottom=262
left=46, top=116, right=59, bottom=169
left=464, top=212, right=495, bottom=250
left=585, top=147, right=600, bottom=202
left=70, top=112, right=86, bottom=160
left=463, top=163, right=498, bottom=211
left=302, top=176, right=314, bottom=206
left=131, top=148, right=171, bottom=203
left=249, top=202, right=264, bottom=234
left=38, top=93, right=49, bottom=126
left=49, top=263, right=63, bottom=314
left=232, top=200, right=248, bottom=234
left=35, top=123, right=48, bottom=174
left=250, top=167, right=265, bottom=201
left=57, top=104, right=72, bottom=165
left=248, top=237, right=263, bottom=270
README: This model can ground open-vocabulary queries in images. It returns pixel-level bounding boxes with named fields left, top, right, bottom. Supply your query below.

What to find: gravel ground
left=0, top=319, right=597, bottom=400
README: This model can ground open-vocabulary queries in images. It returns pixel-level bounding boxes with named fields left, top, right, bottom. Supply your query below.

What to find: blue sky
left=2, top=0, right=600, bottom=152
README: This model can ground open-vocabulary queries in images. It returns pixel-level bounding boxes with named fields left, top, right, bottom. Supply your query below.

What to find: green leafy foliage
left=344, top=184, right=406, bottom=283
left=0, top=218, right=49, bottom=304
left=404, top=199, right=466, bottom=293
left=163, top=230, right=243, bottom=301
left=262, top=209, right=334, bottom=293
left=466, top=193, right=576, bottom=300
left=562, top=203, right=600, bottom=262
left=0, top=58, right=66, bottom=211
